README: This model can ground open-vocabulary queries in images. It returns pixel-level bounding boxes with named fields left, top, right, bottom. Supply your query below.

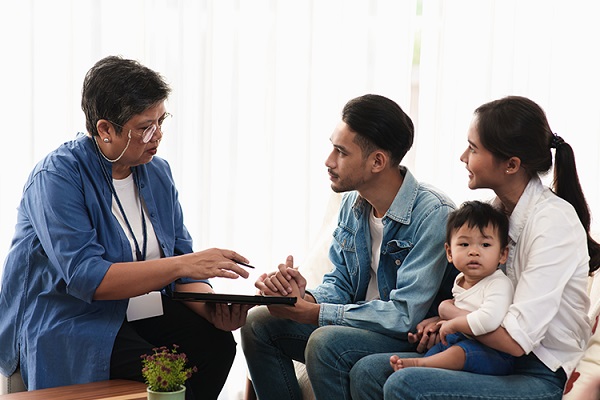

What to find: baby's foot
left=391, top=357, right=421, bottom=371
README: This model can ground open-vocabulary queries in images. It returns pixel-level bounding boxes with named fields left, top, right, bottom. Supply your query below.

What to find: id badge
left=126, top=291, right=164, bottom=321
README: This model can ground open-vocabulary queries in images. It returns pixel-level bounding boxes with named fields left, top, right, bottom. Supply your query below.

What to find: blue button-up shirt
left=0, top=133, right=199, bottom=389
left=310, top=167, right=456, bottom=338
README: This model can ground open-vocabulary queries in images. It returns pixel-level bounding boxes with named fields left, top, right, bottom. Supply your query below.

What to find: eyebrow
left=135, top=114, right=167, bottom=127
left=329, top=137, right=347, bottom=151
left=333, top=144, right=351, bottom=155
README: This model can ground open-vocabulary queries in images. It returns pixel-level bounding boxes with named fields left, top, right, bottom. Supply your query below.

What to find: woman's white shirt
left=494, top=176, right=591, bottom=376
left=112, top=174, right=162, bottom=261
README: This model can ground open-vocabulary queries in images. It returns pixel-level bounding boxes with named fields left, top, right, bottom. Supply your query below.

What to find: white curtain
left=2, top=0, right=600, bottom=398
left=415, top=0, right=600, bottom=226
left=0, top=1, right=417, bottom=397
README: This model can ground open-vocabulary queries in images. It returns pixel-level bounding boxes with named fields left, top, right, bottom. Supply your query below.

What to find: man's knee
left=305, top=325, right=360, bottom=371
left=241, top=306, right=272, bottom=349
left=383, top=370, right=414, bottom=399
left=305, top=325, right=339, bottom=358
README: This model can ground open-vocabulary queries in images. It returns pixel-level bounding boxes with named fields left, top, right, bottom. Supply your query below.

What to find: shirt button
left=395, top=260, right=401, bottom=265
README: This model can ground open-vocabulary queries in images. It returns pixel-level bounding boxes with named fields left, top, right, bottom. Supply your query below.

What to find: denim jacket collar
left=351, top=166, right=417, bottom=226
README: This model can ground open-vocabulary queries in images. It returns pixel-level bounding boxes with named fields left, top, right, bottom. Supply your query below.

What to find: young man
left=241, top=94, right=457, bottom=400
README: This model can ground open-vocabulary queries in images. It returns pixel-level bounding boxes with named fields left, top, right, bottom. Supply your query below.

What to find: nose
left=468, top=247, right=479, bottom=256
left=152, top=124, right=164, bottom=142
left=325, top=151, right=335, bottom=169
left=459, top=148, right=468, bottom=164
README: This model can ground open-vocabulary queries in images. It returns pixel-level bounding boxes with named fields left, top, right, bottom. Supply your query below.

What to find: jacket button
left=395, top=260, right=401, bottom=265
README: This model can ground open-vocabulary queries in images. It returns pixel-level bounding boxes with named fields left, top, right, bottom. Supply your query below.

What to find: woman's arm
left=94, top=248, right=250, bottom=300
left=476, top=326, right=525, bottom=356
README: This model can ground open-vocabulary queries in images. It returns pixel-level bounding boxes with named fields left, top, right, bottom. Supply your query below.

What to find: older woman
left=0, top=56, right=251, bottom=400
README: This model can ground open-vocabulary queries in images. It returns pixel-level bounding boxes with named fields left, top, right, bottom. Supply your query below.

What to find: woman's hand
left=179, top=248, right=251, bottom=280
left=208, top=303, right=254, bottom=331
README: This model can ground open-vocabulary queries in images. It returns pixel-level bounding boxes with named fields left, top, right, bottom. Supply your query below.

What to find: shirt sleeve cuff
left=318, top=303, right=345, bottom=326
left=503, top=312, right=536, bottom=354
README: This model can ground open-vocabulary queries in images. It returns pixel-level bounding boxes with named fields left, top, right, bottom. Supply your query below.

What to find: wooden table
left=0, top=380, right=148, bottom=400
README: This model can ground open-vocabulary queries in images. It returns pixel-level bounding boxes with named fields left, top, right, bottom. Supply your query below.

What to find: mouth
left=328, top=169, right=338, bottom=180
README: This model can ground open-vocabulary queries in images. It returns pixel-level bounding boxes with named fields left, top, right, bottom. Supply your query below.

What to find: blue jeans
left=427, top=333, right=514, bottom=375
left=241, top=306, right=416, bottom=400
left=349, top=351, right=566, bottom=400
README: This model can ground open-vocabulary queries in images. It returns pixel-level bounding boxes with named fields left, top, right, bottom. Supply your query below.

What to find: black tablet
left=171, top=291, right=297, bottom=306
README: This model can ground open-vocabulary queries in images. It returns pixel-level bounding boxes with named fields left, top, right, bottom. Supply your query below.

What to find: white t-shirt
left=493, top=176, right=591, bottom=376
left=365, top=210, right=384, bottom=301
left=112, top=174, right=161, bottom=261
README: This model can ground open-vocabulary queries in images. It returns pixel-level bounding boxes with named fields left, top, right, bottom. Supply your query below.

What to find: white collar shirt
left=493, top=176, right=590, bottom=376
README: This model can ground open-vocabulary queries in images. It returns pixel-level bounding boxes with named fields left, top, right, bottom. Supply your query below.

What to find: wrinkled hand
left=408, top=316, right=441, bottom=353
left=208, top=303, right=254, bottom=331
left=255, top=255, right=306, bottom=298
left=180, top=248, right=251, bottom=281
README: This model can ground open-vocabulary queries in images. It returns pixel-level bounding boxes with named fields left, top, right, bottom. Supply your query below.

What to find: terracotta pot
left=147, top=385, right=186, bottom=400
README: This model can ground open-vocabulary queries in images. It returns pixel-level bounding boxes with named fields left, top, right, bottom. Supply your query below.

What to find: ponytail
left=475, top=95, right=600, bottom=276
left=552, top=137, right=600, bottom=275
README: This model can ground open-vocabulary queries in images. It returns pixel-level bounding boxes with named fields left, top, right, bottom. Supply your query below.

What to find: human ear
left=499, top=246, right=509, bottom=264
left=95, top=120, right=115, bottom=143
left=371, top=151, right=387, bottom=172
left=445, top=243, right=453, bottom=263
left=504, top=157, right=522, bottom=175
left=96, top=119, right=112, bottom=136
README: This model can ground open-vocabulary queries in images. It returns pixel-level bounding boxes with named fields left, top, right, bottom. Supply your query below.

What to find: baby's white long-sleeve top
left=453, top=269, right=514, bottom=336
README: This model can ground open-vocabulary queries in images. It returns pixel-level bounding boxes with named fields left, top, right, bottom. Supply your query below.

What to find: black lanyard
left=95, top=144, right=147, bottom=261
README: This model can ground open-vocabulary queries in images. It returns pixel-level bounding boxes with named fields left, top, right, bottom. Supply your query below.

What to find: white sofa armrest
left=1, top=368, right=26, bottom=394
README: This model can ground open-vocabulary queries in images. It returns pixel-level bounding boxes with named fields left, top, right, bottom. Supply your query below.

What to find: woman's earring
left=103, top=138, right=110, bottom=143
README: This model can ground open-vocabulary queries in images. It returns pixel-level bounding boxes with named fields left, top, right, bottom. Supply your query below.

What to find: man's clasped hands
left=254, top=255, right=321, bottom=325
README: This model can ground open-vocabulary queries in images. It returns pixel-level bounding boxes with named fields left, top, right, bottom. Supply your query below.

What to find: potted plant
left=141, top=344, right=197, bottom=399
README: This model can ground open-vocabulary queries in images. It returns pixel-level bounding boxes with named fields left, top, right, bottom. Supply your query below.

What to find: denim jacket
left=0, top=133, right=200, bottom=389
left=309, top=167, right=456, bottom=338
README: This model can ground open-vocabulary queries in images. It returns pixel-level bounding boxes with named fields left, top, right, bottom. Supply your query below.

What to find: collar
left=492, top=176, right=544, bottom=246
left=352, top=166, right=418, bottom=225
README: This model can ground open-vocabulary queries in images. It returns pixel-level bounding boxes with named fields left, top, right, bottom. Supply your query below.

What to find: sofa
left=274, top=194, right=600, bottom=400
left=3, top=194, right=600, bottom=398
left=293, top=250, right=600, bottom=400
left=0, top=368, right=25, bottom=394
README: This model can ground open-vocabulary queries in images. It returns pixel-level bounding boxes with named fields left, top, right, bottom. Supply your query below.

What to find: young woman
left=348, top=95, right=600, bottom=399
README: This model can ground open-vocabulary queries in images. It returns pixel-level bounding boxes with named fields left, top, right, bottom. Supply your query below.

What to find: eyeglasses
left=106, top=112, right=172, bottom=143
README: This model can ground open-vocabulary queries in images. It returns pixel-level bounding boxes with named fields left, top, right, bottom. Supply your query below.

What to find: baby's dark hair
left=446, top=201, right=509, bottom=248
